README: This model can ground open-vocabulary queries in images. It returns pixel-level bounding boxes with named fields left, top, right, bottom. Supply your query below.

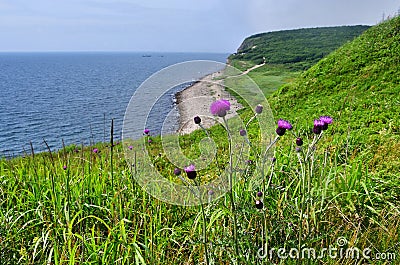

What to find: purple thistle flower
left=270, top=157, right=276, bottom=163
left=63, top=165, right=67, bottom=170
left=319, top=116, right=333, bottom=124
left=296, top=137, right=303, bottom=146
left=295, top=147, right=302, bottom=153
left=276, top=127, right=286, bottom=136
left=128, top=145, right=133, bottom=150
left=148, top=139, right=152, bottom=143
left=257, top=191, right=263, bottom=197
left=239, top=129, right=247, bottom=136
left=143, top=129, right=150, bottom=135
left=174, top=168, right=181, bottom=176
left=314, top=119, right=324, bottom=127
left=277, top=119, right=293, bottom=130
left=93, top=148, right=99, bottom=153
left=184, top=164, right=195, bottom=172
left=255, top=104, right=263, bottom=114
left=184, top=164, right=197, bottom=179
left=319, top=116, right=333, bottom=130
left=194, top=116, right=202, bottom=124
left=208, top=190, right=215, bottom=196
left=313, top=119, right=324, bottom=134
left=276, top=119, right=292, bottom=136
left=210, top=99, right=231, bottom=117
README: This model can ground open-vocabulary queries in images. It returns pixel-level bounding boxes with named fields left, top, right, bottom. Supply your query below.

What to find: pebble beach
left=175, top=70, right=242, bottom=134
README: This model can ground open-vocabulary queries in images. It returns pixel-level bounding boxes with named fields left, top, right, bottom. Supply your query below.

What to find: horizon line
left=0, top=50, right=232, bottom=54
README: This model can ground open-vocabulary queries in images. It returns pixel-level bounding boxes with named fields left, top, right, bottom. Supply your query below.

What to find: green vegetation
left=244, top=64, right=300, bottom=96
left=1, top=18, right=399, bottom=264
left=269, top=17, right=400, bottom=176
left=229, top=25, right=370, bottom=70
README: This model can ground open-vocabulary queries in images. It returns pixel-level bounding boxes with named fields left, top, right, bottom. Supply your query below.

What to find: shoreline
left=175, top=69, right=242, bottom=134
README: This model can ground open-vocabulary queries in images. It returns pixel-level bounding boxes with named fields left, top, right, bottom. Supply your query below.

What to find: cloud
left=122, top=0, right=221, bottom=11
left=0, top=0, right=399, bottom=52
left=247, top=0, right=400, bottom=33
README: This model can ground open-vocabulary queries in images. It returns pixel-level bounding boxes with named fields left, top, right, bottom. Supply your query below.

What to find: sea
left=0, top=52, right=228, bottom=157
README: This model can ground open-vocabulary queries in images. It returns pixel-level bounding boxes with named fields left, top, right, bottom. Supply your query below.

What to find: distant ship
left=142, top=54, right=152, bottom=57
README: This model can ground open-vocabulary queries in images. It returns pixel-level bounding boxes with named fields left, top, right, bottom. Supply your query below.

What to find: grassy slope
left=229, top=25, right=370, bottom=70
left=244, top=64, right=300, bottom=96
left=229, top=25, right=370, bottom=104
left=268, top=17, right=400, bottom=176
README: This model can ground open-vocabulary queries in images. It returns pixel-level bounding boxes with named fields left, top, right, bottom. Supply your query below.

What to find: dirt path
left=239, top=62, right=265, bottom=76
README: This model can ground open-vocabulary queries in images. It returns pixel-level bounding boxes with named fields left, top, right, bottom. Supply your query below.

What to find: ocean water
left=0, top=52, right=228, bottom=157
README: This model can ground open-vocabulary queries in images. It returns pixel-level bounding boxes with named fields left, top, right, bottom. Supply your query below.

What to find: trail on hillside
left=239, top=62, right=265, bottom=75
left=225, top=62, right=266, bottom=79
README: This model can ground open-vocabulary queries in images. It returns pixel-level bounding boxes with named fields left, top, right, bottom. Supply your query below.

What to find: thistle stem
left=110, top=119, right=114, bottom=190
left=297, top=151, right=306, bottom=251
left=199, top=196, right=210, bottom=265
left=222, top=116, right=240, bottom=258
left=193, top=178, right=210, bottom=265
left=245, top=113, right=258, bottom=128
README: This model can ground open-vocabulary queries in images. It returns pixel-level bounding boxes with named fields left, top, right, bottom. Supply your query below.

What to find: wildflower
left=239, top=129, right=247, bottom=136
left=295, top=147, right=302, bottom=153
left=270, top=157, right=276, bottom=163
left=208, top=190, right=215, bottom=196
left=255, top=200, right=263, bottom=209
left=313, top=119, right=324, bottom=134
left=257, top=191, right=263, bottom=197
left=276, top=127, right=286, bottom=136
left=93, top=148, right=99, bottom=153
left=194, top=116, right=202, bottom=124
left=255, top=104, right=263, bottom=114
left=245, top=159, right=253, bottom=165
left=128, top=145, right=133, bottom=150
left=143, top=129, right=150, bottom=135
left=148, top=139, right=152, bottom=143
left=296, top=137, right=303, bottom=146
left=210, top=99, right=230, bottom=117
left=174, top=168, right=181, bottom=176
left=278, top=119, right=293, bottom=130
left=319, top=116, right=333, bottom=130
left=63, top=165, right=67, bottom=170
left=276, top=119, right=292, bottom=136
left=184, top=164, right=196, bottom=179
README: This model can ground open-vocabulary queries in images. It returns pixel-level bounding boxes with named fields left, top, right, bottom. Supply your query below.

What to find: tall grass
left=1, top=111, right=398, bottom=264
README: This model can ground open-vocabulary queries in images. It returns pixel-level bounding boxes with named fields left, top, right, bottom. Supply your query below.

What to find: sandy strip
left=175, top=70, right=242, bottom=134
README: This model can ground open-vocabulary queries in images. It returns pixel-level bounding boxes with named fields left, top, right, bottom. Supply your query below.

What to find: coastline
left=175, top=69, right=242, bottom=134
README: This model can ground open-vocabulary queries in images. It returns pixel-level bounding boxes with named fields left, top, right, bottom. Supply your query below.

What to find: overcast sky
left=0, top=0, right=399, bottom=53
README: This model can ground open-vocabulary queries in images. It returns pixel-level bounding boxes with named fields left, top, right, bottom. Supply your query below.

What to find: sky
left=0, top=0, right=399, bottom=53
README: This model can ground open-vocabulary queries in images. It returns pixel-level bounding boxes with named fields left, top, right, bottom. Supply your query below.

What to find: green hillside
left=268, top=16, right=400, bottom=176
left=229, top=25, right=370, bottom=70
